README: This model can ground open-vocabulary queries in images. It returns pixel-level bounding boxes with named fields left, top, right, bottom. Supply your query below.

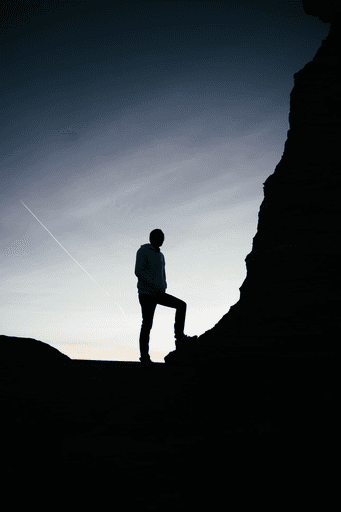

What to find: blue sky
left=0, top=1, right=330, bottom=361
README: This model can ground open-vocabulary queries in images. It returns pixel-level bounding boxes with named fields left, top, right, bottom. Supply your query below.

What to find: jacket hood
left=140, top=243, right=160, bottom=253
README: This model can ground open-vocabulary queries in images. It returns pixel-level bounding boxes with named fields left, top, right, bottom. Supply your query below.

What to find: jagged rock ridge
left=165, top=8, right=341, bottom=364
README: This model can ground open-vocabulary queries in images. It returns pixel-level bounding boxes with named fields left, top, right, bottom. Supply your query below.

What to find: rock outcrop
left=165, top=6, right=341, bottom=365
left=0, top=334, right=72, bottom=386
left=301, top=0, right=341, bottom=24
left=0, top=334, right=71, bottom=365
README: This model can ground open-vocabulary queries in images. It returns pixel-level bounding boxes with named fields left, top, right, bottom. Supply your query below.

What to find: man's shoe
left=139, top=355, right=154, bottom=365
left=175, top=334, right=198, bottom=349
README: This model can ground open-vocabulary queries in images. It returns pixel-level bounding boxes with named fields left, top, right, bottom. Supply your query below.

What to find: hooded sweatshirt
left=135, top=243, right=167, bottom=295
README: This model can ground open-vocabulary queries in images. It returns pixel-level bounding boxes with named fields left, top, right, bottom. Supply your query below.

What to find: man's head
left=150, top=229, right=164, bottom=249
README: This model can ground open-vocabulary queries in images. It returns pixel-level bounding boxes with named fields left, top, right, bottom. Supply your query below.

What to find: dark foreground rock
left=1, top=334, right=337, bottom=506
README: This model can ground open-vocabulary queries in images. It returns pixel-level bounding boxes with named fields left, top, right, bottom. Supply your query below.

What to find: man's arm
left=135, top=252, right=154, bottom=286
left=163, top=264, right=167, bottom=290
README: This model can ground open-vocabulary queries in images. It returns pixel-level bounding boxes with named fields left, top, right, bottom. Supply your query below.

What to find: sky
left=0, top=1, right=330, bottom=362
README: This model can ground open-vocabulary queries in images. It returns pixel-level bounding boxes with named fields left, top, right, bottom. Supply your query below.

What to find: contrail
left=20, top=200, right=127, bottom=320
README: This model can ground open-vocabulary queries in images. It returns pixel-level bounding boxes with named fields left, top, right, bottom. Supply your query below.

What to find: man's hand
left=154, top=286, right=165, bottom=294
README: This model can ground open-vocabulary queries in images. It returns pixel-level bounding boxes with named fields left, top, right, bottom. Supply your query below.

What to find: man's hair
left=149, top=229, right=164, bottom=242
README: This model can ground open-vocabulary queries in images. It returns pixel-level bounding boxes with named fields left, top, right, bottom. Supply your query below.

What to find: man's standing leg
left=138, top=293, right=157, bottom=360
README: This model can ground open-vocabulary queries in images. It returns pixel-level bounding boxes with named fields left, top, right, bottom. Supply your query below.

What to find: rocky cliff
left=165, top=6, right=341, bottom=365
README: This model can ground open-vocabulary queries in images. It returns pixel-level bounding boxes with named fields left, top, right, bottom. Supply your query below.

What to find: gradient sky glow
left=0, top=1, right=330, bottom=361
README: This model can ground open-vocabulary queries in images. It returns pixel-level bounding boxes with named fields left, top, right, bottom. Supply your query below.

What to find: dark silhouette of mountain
left=165, top=4, right=341, bottom=367
left=1, top=333, right=337, bottom=505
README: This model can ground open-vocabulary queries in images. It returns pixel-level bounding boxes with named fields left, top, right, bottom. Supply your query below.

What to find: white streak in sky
left=20, top=200, right=127, bottom=320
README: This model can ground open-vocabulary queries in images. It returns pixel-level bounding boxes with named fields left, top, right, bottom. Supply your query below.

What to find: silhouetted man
left=135, top=229, right=197, bottom=364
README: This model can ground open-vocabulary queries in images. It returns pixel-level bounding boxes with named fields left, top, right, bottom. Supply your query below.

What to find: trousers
left=138, top=292, right=187, bottom=357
